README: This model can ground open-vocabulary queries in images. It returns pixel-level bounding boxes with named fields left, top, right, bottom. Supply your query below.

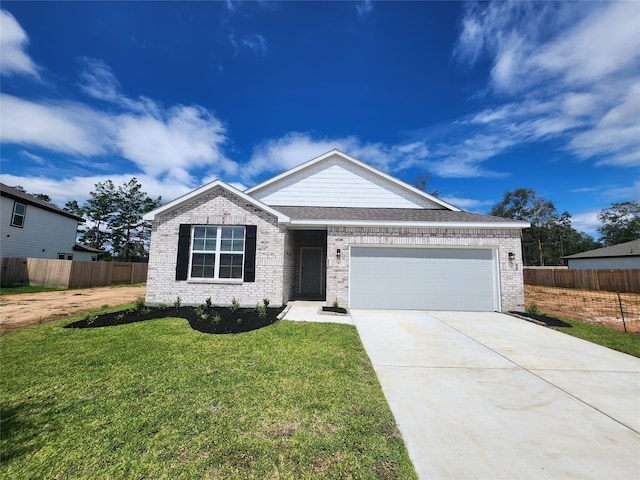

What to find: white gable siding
left=1, top=196, right=79, bottom=259
left=252, top=155, right=442, bottom=209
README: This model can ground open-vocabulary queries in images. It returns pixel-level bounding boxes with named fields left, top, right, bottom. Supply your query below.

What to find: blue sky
left=1, top=1, right=638, bottom=236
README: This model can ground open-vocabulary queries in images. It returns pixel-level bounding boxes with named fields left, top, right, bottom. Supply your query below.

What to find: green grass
left=0, top=285, right=66, bottom=295
left=0, top=317, right=416, bottom=479
left=549, top=318, right=640, bottom=358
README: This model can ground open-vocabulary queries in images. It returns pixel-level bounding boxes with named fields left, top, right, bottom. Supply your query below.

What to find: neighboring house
left=144, top=150, right=529, bottom=312
left=564, top=239, right=640, bottom=269
left=0, top=183, right=98, bottom=261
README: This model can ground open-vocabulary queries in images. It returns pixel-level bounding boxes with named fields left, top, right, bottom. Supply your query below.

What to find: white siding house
left=1, top=183, right=86, bottom=260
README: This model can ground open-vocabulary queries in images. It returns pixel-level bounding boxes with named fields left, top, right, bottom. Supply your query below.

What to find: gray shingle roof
left=0, top=183, right=84, bottom=222
left=275, top=206, right=527, bottom=224
left=564, top=239, right=640, bottom=259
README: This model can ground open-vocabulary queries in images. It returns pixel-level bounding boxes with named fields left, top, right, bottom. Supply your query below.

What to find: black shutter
left=243, top=225, right=257, bottom=282
left=176, top=224, right=191, bottom=281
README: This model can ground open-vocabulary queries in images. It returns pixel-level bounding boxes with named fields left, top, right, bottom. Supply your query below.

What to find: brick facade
left=146, top=188, right=288, bottom=307
left=326, top=226, right=525, bottom=312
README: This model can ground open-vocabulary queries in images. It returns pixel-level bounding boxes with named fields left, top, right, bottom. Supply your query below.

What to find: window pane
left=219, top=254, right=243, bottom=278
left=191, top=253, right=215, bottom=278
left=193, top=226, right=217, bottom=251
left=12, top=215, right=24, bottom=227
left=14, top=203, right=26, bottom=215
left=221, top=227, right=244, bottom=252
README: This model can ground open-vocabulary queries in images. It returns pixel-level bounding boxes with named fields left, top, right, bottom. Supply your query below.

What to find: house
left=564, top=239, right=640, bottom=269
left=0, top=183, right=100, bottom=261
left=143, top=149, right=529, bottom=312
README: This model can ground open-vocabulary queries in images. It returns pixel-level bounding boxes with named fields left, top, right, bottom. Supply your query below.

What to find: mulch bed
left=65, top=305, right=285, bottom=334
left=509, top=311, right=572, bottom=328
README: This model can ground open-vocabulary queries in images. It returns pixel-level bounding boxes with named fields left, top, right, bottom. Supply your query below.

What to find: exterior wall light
left=508, top=252, right=515, bottom=260
left=336, top=248, right=341, bottom=258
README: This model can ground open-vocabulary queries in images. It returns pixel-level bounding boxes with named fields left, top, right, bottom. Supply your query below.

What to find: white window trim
left=188, top=225, right=246, bottom=281
left=11, top=201, right=26, bottom=227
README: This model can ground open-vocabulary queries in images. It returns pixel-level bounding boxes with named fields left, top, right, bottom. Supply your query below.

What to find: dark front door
left=300, top=247, right=323, bottom=295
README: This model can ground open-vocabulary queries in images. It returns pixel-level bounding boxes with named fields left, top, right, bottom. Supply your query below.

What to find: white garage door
left=350, top=247, right=499, bottom=311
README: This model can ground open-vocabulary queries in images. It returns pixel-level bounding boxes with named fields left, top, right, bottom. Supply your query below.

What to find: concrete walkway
left=351, top=309, right=640, bottom=480
left=281, top=300, right=353, bottom=324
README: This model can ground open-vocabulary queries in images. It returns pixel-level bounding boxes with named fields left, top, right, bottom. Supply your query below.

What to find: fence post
left=616, top=291, right=627, bottom=333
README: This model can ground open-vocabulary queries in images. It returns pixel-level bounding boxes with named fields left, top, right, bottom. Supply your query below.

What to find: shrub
left=526, top=301, right=541, bottom=316
left=332, top=298, right=340, bottom=309
left=134, top=296, right=146, bottom=312
left=174, top=296, right=182, bottom=308
left=263, top=298, right=270, bottom=308
left=212, top=312, right=221, bottom=323
left=255, top=303, right=267, bottom=319
left=230, top=297, right=240, bottom=313
left=205, top=297, right=212, bottom=309
left=158, top=302, right=167, bottom=310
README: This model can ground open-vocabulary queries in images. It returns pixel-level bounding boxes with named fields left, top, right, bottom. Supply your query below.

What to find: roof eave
left=142, top=179, right=290, bottom=223
left=285, top=219, right=530, bottom=229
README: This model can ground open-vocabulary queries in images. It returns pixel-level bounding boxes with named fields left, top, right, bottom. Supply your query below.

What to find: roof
left=276, top=206, right=529, bottom=228
left=0, top=183, right=84, bottom=222
left=564, top=239, right=640, bottom=259
left=73, top=244, right=105, bottom=253
left=142, top=179, right=290, bottom=222
left=245, top=149, right=461, bottom=211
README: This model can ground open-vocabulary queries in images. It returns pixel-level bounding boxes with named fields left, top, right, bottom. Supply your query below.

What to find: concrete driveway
left=351, top=310, right=640, bottom=480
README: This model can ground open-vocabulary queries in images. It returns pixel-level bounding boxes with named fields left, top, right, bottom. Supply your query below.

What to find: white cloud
left=440, top=195, right=493, bottom=212
left=0, top=9, right=39, bottom=78
left=19, top=150, right=46, bottom=165
left=244, top=132, right=432, bottom=180
left=0, top=94, right=114, bottom=156
left=0, top=172, right=192, bottom=207
left=2, top=53, right=235, bottom=184
left=356, top=0, right=373, bottom=17
left=116, top=105, right=235, bottom=180
left=570, top=210, right=601, bottom=236
left=453, top=1, right=640, bottom=169
left=229, top=33, right=268, bottom=56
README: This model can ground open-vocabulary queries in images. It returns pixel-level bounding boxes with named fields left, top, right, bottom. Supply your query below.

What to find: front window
left=11, top=202, right=26, bottom=227
left=190, top=226, right=245, bottom=279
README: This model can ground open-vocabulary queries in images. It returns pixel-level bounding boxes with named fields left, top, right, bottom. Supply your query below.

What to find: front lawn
left=549, top=317, right=640, bottom=358
left=0, top=316, right=416, bottom=479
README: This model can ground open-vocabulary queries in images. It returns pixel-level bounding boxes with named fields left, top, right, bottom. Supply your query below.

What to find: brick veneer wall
left=146, top=188, right=287, bottom=307
left=326, top=226, right=525, bottom=312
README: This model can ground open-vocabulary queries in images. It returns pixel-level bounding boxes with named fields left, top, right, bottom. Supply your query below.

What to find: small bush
left=174, top=296, right=182, bottom=308
left=526, top=301, right=541, bottom=316
left=332, top=298, right=340, bottom=309
left=158, top=302, right=167, bottom=310
left=255, top=303, right=267, bottom=319
left=205, top=297, right=212, bottom=309
left=212, top=312, right=221, bottom=323
left=230, top=297, right=240, bottom=313
left=263, top=298, right=270, bottom=308
left=134, top=297, right=146, bottom=312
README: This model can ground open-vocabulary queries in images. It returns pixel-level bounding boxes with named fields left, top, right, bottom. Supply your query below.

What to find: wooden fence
left=1, top=258, right=147, bottom=289
left=523, top=267, right=640, bottom=294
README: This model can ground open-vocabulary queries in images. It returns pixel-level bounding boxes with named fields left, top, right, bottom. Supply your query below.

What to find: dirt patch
left=525, top=284, right=640, bottom=334
left=0, top=285, right=146, bottom=334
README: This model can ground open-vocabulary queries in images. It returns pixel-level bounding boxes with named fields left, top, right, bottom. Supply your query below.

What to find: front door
left=300, top=247, right=323, bottom=295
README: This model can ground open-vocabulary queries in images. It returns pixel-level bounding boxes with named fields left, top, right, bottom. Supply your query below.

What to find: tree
left=65, top=179, right=161, bottom=261
left=490, top=188, right=599, bottom=266
left=412, top=174, right=440, bottom=197
left=597, top=201, right=640, bottom=246
left=490, top=188, right=558, bottom=265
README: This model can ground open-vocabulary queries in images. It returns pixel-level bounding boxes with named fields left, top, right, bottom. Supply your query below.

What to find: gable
left=248, top=152, right=446, bottom=209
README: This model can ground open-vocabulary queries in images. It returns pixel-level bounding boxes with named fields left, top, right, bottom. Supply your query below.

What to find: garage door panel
left=350, top=247, right=497, bottom=311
